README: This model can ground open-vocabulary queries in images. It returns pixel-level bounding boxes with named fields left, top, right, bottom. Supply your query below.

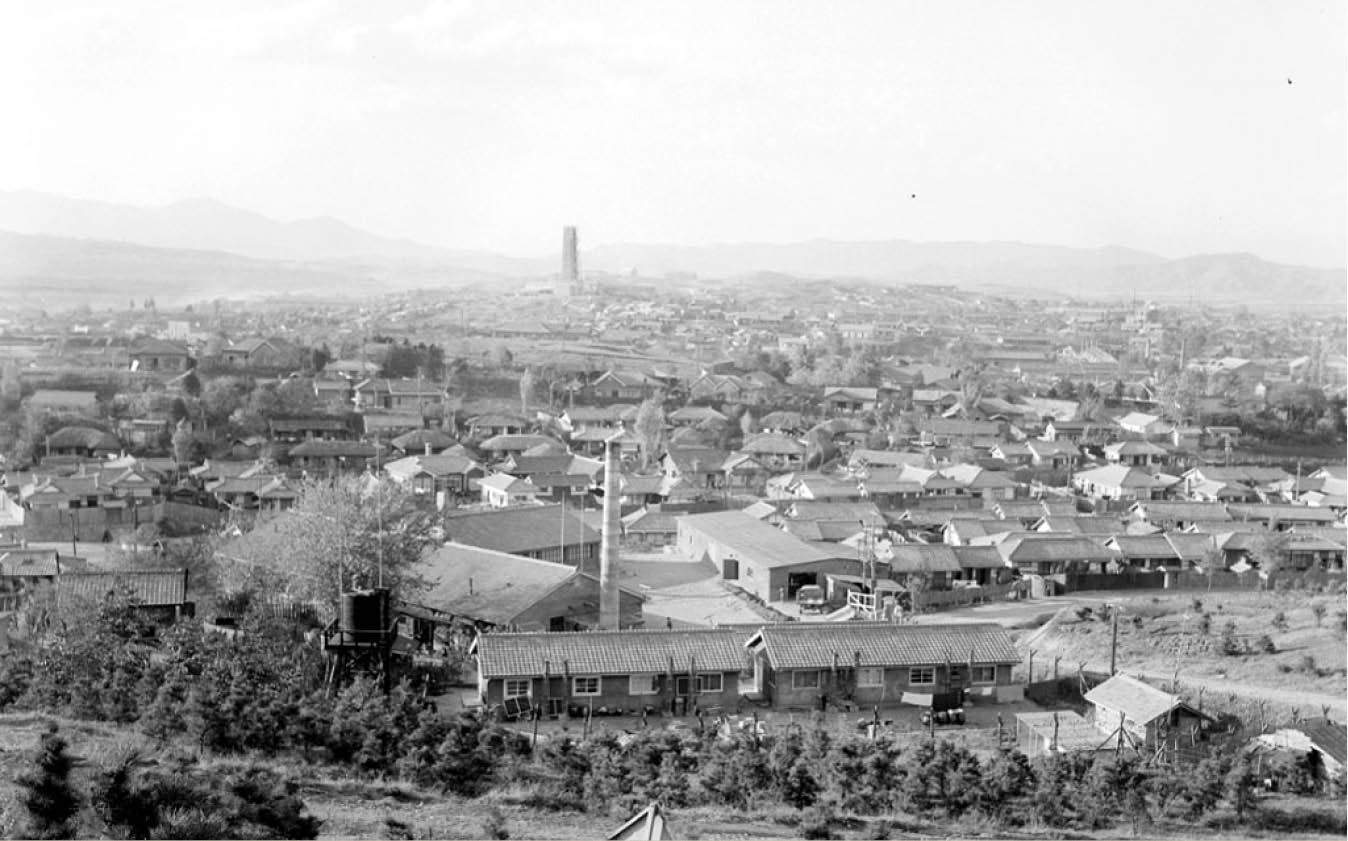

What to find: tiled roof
left=1132, top=501, right=1232, bottom=522
left=749, top=622, right=1019, bottom=669
left=288, top=440, right=377, bottom=458
left=951, top=546, right=1007, bottom=569
left=664, top=447, right=730, bottom=472
left=59, top=570, right=189, bottom=606
left=1108, top=535, right=1179, bottom=559
left=998, top=535, right=1115, bottom=563
left=886, top=544, right=963, bottom=574
left=1300, top=718, right=1348, bottom=766
left=390, top=429, right=459, bottom=452
left=1228, top=504, right=1339, bottom=523
left=479, top=434, right=562, bottom=452
left=1074, top=465, right=1176, bottom=489
left=742, top=433, right=806, bottom=455
left=475, top=627, right=745, bottom=678
left=46, top=426, right=120, bottom=450
left=476, top=473, right=539, bottom=494
left=1085, top=674, right=1183, bottom=725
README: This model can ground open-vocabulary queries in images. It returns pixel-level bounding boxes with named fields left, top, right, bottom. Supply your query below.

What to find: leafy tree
left=15, top=724, right=82, bottom=840
left=1311, top=602, right=1327, bottom=627
left=217, top=475, right=435, bottom=611
left=1271, top=610, right=1289, bottom=632
left=519, top=368, right=537, bottom=416
left=1248, top=531, right=1290, bottom=583
left=633, top=396, right=666, bottom=468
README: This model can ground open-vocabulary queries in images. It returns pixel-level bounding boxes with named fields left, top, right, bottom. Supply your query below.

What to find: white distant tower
left=559, top=226, right=579, bottom=297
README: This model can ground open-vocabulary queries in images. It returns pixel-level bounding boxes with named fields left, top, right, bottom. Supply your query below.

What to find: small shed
left=1084, top=674, right=1207, bottom=750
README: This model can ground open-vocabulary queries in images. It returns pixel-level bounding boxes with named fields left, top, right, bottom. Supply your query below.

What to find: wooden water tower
left=321, top=587, right=396, bottom=693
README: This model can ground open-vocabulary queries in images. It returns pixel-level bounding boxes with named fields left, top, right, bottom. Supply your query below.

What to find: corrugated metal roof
left=416, top=543, right=584, bottom=626
left=678, top=511, right=838, bottom=568
left=475, top=627, right=745, bottom=678
left=443, top=504, right=594, bottom=554
left=750, top=622, right=1019, bottom=669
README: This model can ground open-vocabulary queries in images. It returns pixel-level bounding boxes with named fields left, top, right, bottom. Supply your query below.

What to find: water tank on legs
left=340, top=588, right=390, bottom=644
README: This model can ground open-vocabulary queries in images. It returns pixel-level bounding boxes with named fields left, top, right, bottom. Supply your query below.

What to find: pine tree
left=16, top=724, right=83, bottom=840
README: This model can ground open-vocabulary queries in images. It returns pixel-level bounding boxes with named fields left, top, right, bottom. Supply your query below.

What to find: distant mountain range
left=0, top=189, right=1342, bottom=308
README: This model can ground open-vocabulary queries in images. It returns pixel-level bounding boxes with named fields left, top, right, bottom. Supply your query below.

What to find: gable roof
left=678, top=510, right=838, bottom=568
left=443, top=504, right=599, bottom=553
left=1075, top=465, right=1178, bottom=490
left=45, top=426, right=121, bottom=451
left=1085, top=674, right=1190, bottom=725
left=886, top=544, right=963, bottom=574
left=474, top=626, right=744, bottom=678
left=996, top=535, right=1115, bottom=563
left=746, top=622, right=1019, bottom=669
left=416, top=543, right=584, bottom=625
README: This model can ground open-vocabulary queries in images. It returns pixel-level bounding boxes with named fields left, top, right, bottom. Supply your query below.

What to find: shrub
left=1220, top=621, right=1242, bottom=656
left=798, top=804, right=837, bottom=840
left=1271, top=611, right=1289, bottom=632
left=1298, top=654, right=1319, bottom=675
left=481, top=806, right=509, bottom=840
left=1257, top=634, right=1277, bottom=654
left=1197, top=612, right=1212, bottom=635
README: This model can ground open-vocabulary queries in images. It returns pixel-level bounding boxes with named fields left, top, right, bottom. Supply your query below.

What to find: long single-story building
left=472, top=627, right=745, bottom=714
left=676, top=509, right=856, bottom=602
left=743, top=621, right=1020, bottom=710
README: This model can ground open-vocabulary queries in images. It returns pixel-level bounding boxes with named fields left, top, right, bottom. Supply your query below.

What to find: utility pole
left=1109, top=606, right=1119, bottom=675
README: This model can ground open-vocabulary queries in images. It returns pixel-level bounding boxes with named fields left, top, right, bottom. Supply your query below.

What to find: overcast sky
left=2, top=1, right=1344, bottom=266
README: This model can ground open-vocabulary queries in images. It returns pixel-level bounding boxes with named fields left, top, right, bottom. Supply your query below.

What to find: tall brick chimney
left=599, top=435, right=621, bottom=629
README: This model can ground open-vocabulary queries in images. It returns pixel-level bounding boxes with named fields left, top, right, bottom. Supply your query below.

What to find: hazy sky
left=2, top=1, right=1345, bottom=266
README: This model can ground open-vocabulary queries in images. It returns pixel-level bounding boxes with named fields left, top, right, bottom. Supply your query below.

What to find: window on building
left=792, top=670, right=820, bottom=690
left=629, top=674, right=660, bottom=695
left=503, top=679, right=531, bottom=699
left=857, top=667, right=884, bottom=687
left=700, top=673, right=723, bottom=693
left=908, top=667, right=935, bottom=686
left=573, top=676, right=601, bottom=696
left=973, top=666, right=997, bottom=684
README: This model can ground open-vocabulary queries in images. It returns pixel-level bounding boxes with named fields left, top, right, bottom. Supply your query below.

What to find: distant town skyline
left=1, top=1, right=1344, bottom=268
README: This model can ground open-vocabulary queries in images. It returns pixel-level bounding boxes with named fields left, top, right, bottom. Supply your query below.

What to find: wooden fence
left=918, top=581, right=1021, bottom=610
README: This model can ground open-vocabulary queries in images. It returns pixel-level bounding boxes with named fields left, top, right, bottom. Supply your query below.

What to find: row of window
left=504, top=666, right=998, bottom=698
left=790, top=665, right=998, bottom=690
left=504, top=673, right=730, bottom=699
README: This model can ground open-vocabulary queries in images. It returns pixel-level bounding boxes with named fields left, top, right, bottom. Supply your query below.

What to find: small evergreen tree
left=1225, top=754, right=1259, bottom=823
left=15, top=724, right=83, bottom=840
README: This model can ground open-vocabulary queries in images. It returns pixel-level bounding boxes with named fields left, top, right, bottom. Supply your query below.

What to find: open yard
left=1016, top=590, right=1348, bottom=717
